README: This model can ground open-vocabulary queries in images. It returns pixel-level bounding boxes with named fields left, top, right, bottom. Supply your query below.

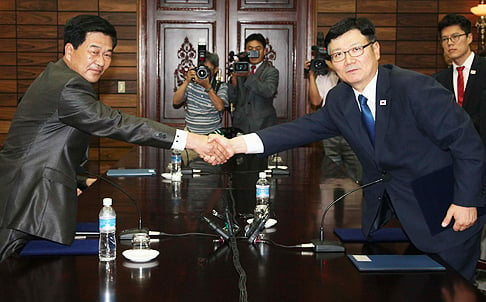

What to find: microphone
left=311, top=172, right=391, bottom=252
left=202, top=216, right=230, bottom=241
left=247, top=213, right=269, bottom=243
left=80, top=168, right=150, bottom=240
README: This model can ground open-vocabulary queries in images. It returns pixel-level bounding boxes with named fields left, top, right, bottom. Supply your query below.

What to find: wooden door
left=139, top=0, right=314, bottom=127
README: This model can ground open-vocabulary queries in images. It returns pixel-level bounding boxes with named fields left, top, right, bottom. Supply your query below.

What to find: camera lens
left=312, top=59, right=325, bottom=70
left=234, top=62, right=249, bottom=73
left=196, top=66, right=209, bottom=79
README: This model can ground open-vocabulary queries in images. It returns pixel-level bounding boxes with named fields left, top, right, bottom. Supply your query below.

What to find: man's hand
left=441, top=204, right=477, bottom=232
left=186, top=133, right=232, bottom=165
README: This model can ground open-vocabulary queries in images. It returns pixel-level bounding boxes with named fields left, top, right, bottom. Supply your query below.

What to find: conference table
left=0, top=145, right=485, bottom=302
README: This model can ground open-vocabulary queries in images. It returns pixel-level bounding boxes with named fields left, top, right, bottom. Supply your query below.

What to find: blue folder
left=348, top=254, right=446, bottom=272
left=20, top=239, right=98, bottom=256
left=20, top=222, right=99, bottom=256
left=334, top=228, right=409, bottom=242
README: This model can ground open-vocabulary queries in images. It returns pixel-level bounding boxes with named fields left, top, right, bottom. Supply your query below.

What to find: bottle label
left=99, top=217, right=116, bottom=232
left=171, top=154, right=182, bottom=164
left=256, top=185, right=270, bottom=199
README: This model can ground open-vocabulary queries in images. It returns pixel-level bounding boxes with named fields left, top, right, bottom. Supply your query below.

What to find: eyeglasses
left=329, top=41, right=376, bottom=63
left=440, top=33, right=467, bottom=44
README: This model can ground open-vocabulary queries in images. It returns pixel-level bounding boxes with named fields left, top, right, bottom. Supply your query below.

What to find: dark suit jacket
left=256, top=64, right=486, bottom=253
left=0, top=59, right=177, bottom=245
left=229, top=61, right=279, bottom=133
left=433, top=54, right=486, bottom=145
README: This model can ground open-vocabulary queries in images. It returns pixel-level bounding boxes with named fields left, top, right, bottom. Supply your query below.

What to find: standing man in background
left=0, top=15, right=228, bottom=261
left=434, top=13, right=486, bottom=146
left=305, top=58, right=361, bottom=184
left=229, top=33, right=279, bottom=133
left=173, top=52, right=228, bottom=164
left=173, top=52, right=228, bottom=135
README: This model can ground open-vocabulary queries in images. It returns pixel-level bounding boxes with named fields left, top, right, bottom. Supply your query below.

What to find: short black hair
left=245, top=33, right=266, bottom=48
left=438, top=14, right=471, bottom=35
left=324, top=17, right=377, bottom=49
left=64, top=15, right=117, bottom=50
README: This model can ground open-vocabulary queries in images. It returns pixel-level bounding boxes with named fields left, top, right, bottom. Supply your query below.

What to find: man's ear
left=64, top=43, right=74, bottom=60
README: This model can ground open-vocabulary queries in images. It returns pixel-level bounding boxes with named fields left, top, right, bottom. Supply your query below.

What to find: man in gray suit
left=229, top=33, right=279, bottom=133
left=0, top=15, right=228, bottom=261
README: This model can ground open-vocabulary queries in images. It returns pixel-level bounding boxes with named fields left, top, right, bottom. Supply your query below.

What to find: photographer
left=228, top=33, right=279, bottom=133
left=173, top=52, right=228, bottom=135
left=305, top=51, right=361, bottom=184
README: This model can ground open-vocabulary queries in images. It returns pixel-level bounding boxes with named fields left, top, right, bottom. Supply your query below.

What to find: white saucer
left=246, top=218, right=278, bottom=228
left=161, top=173, right=171, bottom=180
left=122, top=249, right=160, bottom=262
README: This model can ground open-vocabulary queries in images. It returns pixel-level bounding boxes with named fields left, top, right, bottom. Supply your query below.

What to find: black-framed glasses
left=329, top=41, right=376, bottom=63
left=440, top=33, right=467, bottom=44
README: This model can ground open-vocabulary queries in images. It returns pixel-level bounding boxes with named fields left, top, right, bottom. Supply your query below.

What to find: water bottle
left=171, top=149, right=182, bottom=181
left=99, top=197, right=116, bottom=261
left=255, top=172, right=270, bottom=220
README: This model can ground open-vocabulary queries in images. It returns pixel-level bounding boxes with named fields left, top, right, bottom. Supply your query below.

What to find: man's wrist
left=204, top=86, right=212, bottom=93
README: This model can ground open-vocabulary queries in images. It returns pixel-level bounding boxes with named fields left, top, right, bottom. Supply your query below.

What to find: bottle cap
left=259, top=171, right=267, bottom=179
left=103, top=198, right=113, bottom=206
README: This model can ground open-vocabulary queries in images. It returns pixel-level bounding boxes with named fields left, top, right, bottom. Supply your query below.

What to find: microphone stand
left=81, top=169, right=149, bottom=240
left=311, top=177, right=386, bottom=252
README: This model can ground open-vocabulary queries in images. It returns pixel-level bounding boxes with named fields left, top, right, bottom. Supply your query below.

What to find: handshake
left=186, top=132, right=248, bottom=165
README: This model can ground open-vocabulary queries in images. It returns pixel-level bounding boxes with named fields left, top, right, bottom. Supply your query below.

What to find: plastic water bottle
left=171, top=149, right=182, bottom=181
left=99, top=197, right=116, bottom=261
left=255, top=172, right=270, bottom=220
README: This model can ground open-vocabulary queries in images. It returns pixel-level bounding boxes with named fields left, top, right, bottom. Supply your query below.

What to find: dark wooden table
left=0, top=145, right=484, bottom=302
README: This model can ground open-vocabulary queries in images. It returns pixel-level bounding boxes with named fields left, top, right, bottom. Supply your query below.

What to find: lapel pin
left=471, top=70, right=477, bottom=75
left=379, top=99, right=387, bottom=106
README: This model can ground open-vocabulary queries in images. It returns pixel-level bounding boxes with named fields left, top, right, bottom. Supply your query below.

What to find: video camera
left=309, top=45, right=329, bottom=74
left=228, top=50, right=260, bottom=73
left=194, top=41, right=210, bottom=80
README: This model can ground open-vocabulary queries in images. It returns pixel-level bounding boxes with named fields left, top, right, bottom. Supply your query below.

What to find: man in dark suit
left=229, top=33, right=279, bottom=133
left=433, top=14, right=486, bottom=146
left=0, top=15, right=228, bottom=261
left=210, top=17, right=486, bottom=281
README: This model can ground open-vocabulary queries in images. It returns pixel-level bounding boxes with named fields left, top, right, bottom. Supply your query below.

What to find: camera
left=228, top=50, right=260, bottom=73
left=310, top=45, right=329, bottom=74
left=195, top=41, right=210, bottom=80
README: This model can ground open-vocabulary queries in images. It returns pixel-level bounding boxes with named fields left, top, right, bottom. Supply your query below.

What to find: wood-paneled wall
left=0, top=0, right=483, bottom=173
left=0, top=0, right=137, bottom=174
left=316, top=0, right=481, bottom=75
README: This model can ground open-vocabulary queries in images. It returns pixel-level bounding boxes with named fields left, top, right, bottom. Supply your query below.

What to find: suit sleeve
left=408, top=76, right=485, bottom=207
left=58, top=76, right=177, bottom=149
left=256, top=107, right=339, bottom=156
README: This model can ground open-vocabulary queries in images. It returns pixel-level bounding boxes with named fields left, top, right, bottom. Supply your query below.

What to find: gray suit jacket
left=0, top=59, right=176, bottom=244
left=229, top=62, right=279, bottom=133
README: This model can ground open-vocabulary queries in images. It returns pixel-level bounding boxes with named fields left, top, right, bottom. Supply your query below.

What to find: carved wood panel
left=141, top=0, right=311, bottom=126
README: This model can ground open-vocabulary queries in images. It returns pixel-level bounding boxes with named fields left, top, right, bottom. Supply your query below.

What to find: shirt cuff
left=242, top=133, right=264, bottom=154
left=171, top=129, right=187, bottom=151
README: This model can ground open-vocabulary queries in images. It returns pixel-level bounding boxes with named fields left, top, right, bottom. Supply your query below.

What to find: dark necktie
left=250, top=65, right=256, bottom=74
left=456, top=66, right=465, bottom=106
left=358, top=94, right=375, bottom=144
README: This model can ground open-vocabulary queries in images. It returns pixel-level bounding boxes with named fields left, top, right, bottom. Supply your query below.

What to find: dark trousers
left=0, top=228, right=31, bottom=261
left=436, top=229, right=482, bottom=282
